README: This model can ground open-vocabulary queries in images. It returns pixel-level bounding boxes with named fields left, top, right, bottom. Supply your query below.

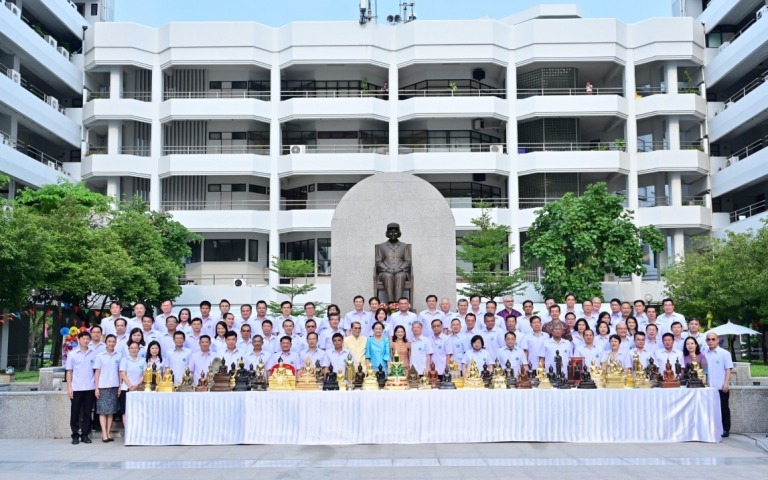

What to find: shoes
left=81, top=436, right=92, bottom=444
left=106, top=438, right=114, bottom=443
left=71, top=437, right=79, bottom=445
left=722, top=432, right=730, bottom=438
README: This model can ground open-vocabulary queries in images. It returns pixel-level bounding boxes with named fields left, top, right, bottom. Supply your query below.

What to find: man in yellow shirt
left=343, top=322, right=368, bottom=371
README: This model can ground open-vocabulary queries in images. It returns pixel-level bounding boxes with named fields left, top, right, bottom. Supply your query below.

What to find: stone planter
left=0, top=374, right=14, bottom=383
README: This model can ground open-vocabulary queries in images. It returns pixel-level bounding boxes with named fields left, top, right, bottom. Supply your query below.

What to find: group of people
left=65, top=293, right=734, bottom=444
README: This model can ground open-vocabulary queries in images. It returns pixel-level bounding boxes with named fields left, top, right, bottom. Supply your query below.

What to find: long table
left=125, top=388, right=722, bottom=445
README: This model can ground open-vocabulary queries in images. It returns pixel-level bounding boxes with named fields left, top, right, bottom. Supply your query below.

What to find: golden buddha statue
left=344, top=353, right=356, bottom=390
left=463, top=359, right=485, bottom=389
left=417, top=368, right=432, bottom=390
left=589, top=358, right=603, bottom=388
left=690, top=358, right=707, bottom=386
left=384, top=352, right=408, bottom=390
left=268, top=359, right=296, bottom=391
left=297, top=356, right=321, bottom=391
left=156, top=368, right=175, bottom=393
left=448, top=358, right=464, bottom=388
left=491, top=359, right=508, bottom=390
left=176, top=366, right=195, bottom=392
left=142, top=362, right=153, bottom=392
left=603, top=353, right=625, bottom=389
left=536, top=358, right=553, bottom=389
left=362, top=367, right=380, bottom=391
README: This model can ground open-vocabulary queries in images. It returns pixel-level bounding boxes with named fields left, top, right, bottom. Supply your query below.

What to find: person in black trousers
left=66, top=331, right=97, bottom=444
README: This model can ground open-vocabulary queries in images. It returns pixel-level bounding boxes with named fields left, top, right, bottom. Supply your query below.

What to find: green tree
left=268, top=257, right=317, bottom=316
left=524, top=182, right=665, bottom=300
left=456, top=204, right=525, bottom=300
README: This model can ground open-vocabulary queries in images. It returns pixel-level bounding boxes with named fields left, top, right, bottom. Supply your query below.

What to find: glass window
left=231, top=184, right=246, bottom=192
left=209, top=81, right=222, bottom=89
left=318, top=238, right=331, bottom=275
left=281, top=239, right=315, bottom=262
left=231, top=81, right=248, bottom=90
left=248, top=239, right=258, bottom=262
left=249, top=184, right=267, bottom=194
left=209, top=132, right=222, bottom=140
left=207, top=184, right=221, bottom=192
left=231, top=132, right=247, bottom=140
left=203, top=239, right=245, bottom=262
left=90, top=3, right=98, bottom=16
left=186, top=242, right=202, bottom=263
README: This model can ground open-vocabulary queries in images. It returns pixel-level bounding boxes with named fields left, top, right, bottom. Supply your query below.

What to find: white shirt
left=703, top=346, right=733, bottom=390
left=479, top=326, right=504, bottom=352
left=299, top=349, right=330, bottom=369
left=319, top=328, right=344, bottom=351
left=446, top=332, right=467, bottom=366
left=243, top=350, right=270, bottom=373
left=462, top=348, right=493, bottom=370
left=268, top=350, right=301, bottom=371
left=542, top=338, right=572, bottom=377
left=429, top=334, right=454, bottom=373
left=495, top=345, right=526, bottom=372
left=575, top=344, right=603, bottom=367
left=343, top=310, right=374, bottom=337
left=326, top=348, right=351, bottom=377
left=94, top=350, right=121, bottom=388
left=119, top=354, right=145, bottom=391
left=220, top=348, right=243, bottom=370
left=65, top=348, right=96, bottom=391
left=166, top=346, right=192, bottom=385
left=418, top=309, right=446, bottom=332
left=515, top=316, right=533, bottom=335
left=654, top=348, right=684, bottom=371
left=391, top=311, right=419, bottom=340
left=189, top=350, right=214, bottom=384
left=524, top=331, right=550, bottom=364
left=409, top=336, right=434, bottom=374
left=623, top=348, right=652, bottom=371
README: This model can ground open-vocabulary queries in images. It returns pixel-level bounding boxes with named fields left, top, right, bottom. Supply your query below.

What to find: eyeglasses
left=706, top=338, right=718, bottom=341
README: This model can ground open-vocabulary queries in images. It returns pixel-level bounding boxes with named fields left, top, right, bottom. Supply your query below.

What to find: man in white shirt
left=100, top=301, right=125, bottom=337
left=185, top=318, right=205, bottom=354
left=234, top=303, right=254, bottom=336
left=564, top=294, right=581, bottom=318
left=268, top=337, right=301, bottom=371
left=643, top=323, right=662, bottom=354
left=659, top=298, right=685, bottom=328
left=644, top=305, right=667, bottom=335
left=703, top=332, right=733, bottom=437
left=139, top=315, right=158, bottom=344
left=654, top=333, right=684, bottom=370
left=326, top=333, right=350, bottom=377
left=154, top=299, right=175, bottom=335
left=495, top=332, right=526, bottom=373
left=468, top=295, right=484, bottom=318
left=220, top=331, right=242, bottom=368
left=670, top=321, right=686, bottom=351
left=166, top=332, right=192, bottom=385
left=391, top=296, right=419, bottom=341
left=113, top=318, right=129, bottom=353
left=260, top=319, right=280, bottom=355
left=252, top=300, right=275, bottom=335
left=243, top=335, right=270, bottom=373
left=344, top=295, right=374, bottom=337
left=198, top=300, right=216, bottom=338
left=455, top=298, right=470, bottom=327
left=237, top=324, right=254, bottom=353
left=524, top=316, right=550, bottom=365
left=66, top=331, right=96, bottom=444
left=686, top=318, right=706, bottom=349
left=158, top=316, right=179, bottom=355
left=189, top=335, right=214, bottom=384
left=216, top=299, right=232, bottom=323
left=541, top=323, right=571, bottom=377
left=479, top=312, right=504, bottom=352
left=299, top=332, right=330, bottom=375
left=128, top=302, right=146, bottom=332
left=591, top=296, right=605, bottom=314
left=275, top=301, right=299, bottom=336
left=409, top=322, right=433, bottom=375
left=516, top=300, right=535, bottom=335
left=580, top=300, right=599, bottom=331
left=282, top=319, right=307, bottom=355
left=439, top=298, right=460, bottom=334
left=575, top=329, right=602, bottom=367
left=298, top=302, right=321, bottom=337
left=608, top=298, right=623, bottom=325
left=633, top=300, right=649, bottom=327
left=623, top=332, right=652, bottom=371
left=428, top=319, right=453, bottom=374
left=418, top=294, right=446, bottom=334
left=319, top=313, right=345, bottom=351
left=446, top=318, right=467, bottom=367
left=88, top=325, right=106, bottom=355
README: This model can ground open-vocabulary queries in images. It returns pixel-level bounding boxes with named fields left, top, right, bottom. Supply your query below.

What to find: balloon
left=69, top=326, right=78, bottom=336
left=69, top=341, right=77, bottom=347
left=60, top=327, right=70, bottom=336
left=79, top=326, right=87, bottom=332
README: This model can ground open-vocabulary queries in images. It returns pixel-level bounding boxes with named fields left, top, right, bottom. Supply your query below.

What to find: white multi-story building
left=0, top=1, right=113, bottom=196
left=676, top=0, right=768, bottom=237
left=77, top=4, right=715, bottom=306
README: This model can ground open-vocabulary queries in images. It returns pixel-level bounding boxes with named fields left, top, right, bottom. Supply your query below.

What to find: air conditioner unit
left=46, top=96, right=59, bottom=110
left=290, top=144, right=306, bottom=154
left=45, top=35, right=57, bottom=49
left=233, top=278, right=247, bottom=287
left=5, top=2, right=21, bottom=18
left=57, top=46, right=69, bottom=59
left=489, top=144, right=505, bottom=153
left=718, top=41, right=730, bottom=52
left=7, top=69, right=20, bottom=85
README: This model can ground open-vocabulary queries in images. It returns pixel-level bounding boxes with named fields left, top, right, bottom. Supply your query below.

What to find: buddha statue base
left=633, top=376, right=653, bottom=389
left=452, top=378, right=465, bottom=389
left=361, top=376, right=380, bottom=391
left=577, top=378, right=597, bottom=389
left=604, top=374, right=625, bottom=389
left=491, top=376, right=508, bottom=390
left=463, top=376, right=485, bottom=389
left=384, top=376, right=409, bottom=390
left=506, top=377, right=517, bottom=389
left=417, top=381, right=432, bottom=390
left=176, top=383, right=196, bottom=393
left=516, top=378, right=532, bottom=389
left=439, top=376, right=457, bottom=389
left=296, top=377, right=321, bottom=391
left=536, top=377, right=553, bottom=389
left=686, top=377, right=705, bottom=388
left=556, top=379, right=572, bottom=389
left=211, top=373, right=233, bottom=392
left=660, top=378, right=681, bottom=388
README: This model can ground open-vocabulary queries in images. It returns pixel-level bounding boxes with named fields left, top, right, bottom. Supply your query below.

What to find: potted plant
left=0, top=367, right=14, bottom=383
left=360, top=77, right=369, bottom=97
left=614, top=138, right=626, bottom=151
left=449, top=82, right=458, bottom=96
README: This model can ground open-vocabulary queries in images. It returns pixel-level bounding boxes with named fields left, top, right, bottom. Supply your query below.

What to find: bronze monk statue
left=375, top=223, right=412, bottom=304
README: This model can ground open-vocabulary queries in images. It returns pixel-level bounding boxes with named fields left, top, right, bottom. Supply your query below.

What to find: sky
left=115, top=0, right=673, bottom=28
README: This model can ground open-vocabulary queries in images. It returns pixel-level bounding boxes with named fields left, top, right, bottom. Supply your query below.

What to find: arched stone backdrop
left=331, top=173, right=456, bottom=312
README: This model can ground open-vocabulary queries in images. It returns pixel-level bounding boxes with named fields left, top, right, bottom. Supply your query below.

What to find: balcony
left=160, top=149, right=271, bottom=178
left=711, top=137, right=768, bottom=196
left=164, top=90, right=269, bottom=101
left=0, top=130, right=69, bottom=187
left=635, top=204, right=711, bottom=229
left=634, top=92, right=707, bottom=119
left=728, top=199, right=766, bottom=223
left=160, top=96, right=271, bottom=123
left=398, top=95, right=507, bottom=121
left=699, top=0, right=765, bottom=34
left=83, top=95, right=154, bottom=124
left=81, top=152, right=153, bottom=179
left=279, top=145, right=388, bottom=176
left=399, top=79, right=505, bottom=100
left=706, top=12, right=768, bottom=87
left=709, top=75, right=768, bottom=142
left=33, top=0, right=89, bottom=37
left=516, top=143, right=629, bottom=175
left=162, top=205, right=271, bottom=233
left=396, top=143, right=507, bottom=174
left=637, top=149, right=709, bottom=175
left=517, top=87, right=624, bottom=99
left=516, top=91, right=627, bottom=120
left=281, top=80, right=387, bottom=101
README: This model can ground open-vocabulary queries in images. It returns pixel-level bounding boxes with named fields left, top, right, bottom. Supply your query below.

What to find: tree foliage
left=524, top=183, right=665, bottom=300
left=456, top=204, right=525, bottom=300
left=268, top=257, right=319, bottom=316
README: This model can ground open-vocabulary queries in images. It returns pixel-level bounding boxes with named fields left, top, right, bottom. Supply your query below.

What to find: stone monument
left=331, top=173, right=456, bottom=312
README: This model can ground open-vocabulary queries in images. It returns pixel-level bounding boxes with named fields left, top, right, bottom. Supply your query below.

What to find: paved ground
left=0, top=434, right=767, bottom=479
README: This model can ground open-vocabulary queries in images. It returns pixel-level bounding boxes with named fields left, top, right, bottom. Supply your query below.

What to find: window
left=231, top=81, right=248, bottom=90
left=204, top=239, right=246, bottom=262
left=187, top=242, right=202, bottom=263
left=232, top=132, right=247, bottom=140
left=90, top=3, right=98, bottom=16
left=207, top=184, right=221, bottom=192
left=209, top=132, right=222, bottom=140
left=281, top=239, right=315, bottom=262
left=231, top=184, right=246, bottom=192
left=209, top=81, right=222, bottom=89
left=317, top=183, right=355, bottom=191
left=249, top=184, right=268, bottom=195
left=248, top=240, right=259, bottom=262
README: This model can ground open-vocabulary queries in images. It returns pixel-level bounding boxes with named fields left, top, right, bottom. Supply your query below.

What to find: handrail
left=518, top=197, right=567, bottom=208
left=445, top=197, right=509, bottom=208
left=637, top=140, right=669, bottom=152
left=725, top=136, right=768, bottom=166
left=164, top=91, right=270, bottom=100
left=517, top=87, right=624, bottom=98
left=399, top=88, right=507, bottom=98
left=120, top=146, right=151, bottom=156
left=178, top=274, right=270, bottom=286
left=682, top=196, right=706, bottom=206
left=730, top=200, right=766, bottom=223
left=723, top=70, right=768, bottom=105
left=639, top=196, right=670, bottom=207
left=121, top=91, right=152, bottom=101
left=397, top=143, right=505, bottom=153
left=280, top=199, right=342, bottom=210
left=161, top=200, right=270, bottom=211
left=281, top=144, right=389, bottom=154
left=730, top=17, right=756, bottom=44
left=680, top=141, right=704, bottom=151
left=0, top=129, right=64, bottom=169
left=518, top=142, right=624, bottom=152
left=85, top=146, right=107, bottom=155
left=635, top=86, right=667, bottom=97
left=162, top=145, right=270, bottom=155
left=87, top=92, right=110, bottom=101
left=280, top=90, right=388, bottom=99
left=0, top=62, right=66, bottom=114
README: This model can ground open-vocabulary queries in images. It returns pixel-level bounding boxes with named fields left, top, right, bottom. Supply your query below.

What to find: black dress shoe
left=71, top=437, right=80, bottom=445
left=722, top=432, right=730, bottom=438
left=81, top=436, right=92, bottom=444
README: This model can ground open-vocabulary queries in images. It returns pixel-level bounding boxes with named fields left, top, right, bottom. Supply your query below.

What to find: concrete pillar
left=107, top=120, right=120, bottom=155
left=506, top=61, right=521, bottom=271
left=106, top=176, right=120, bottom=200
left=654, top=172, right=666, bottom=203
left=268, top=55, right=282, bottom=292
left=652, top=120, right=666, bottom=148
left=109, top=65, right=122, bottom=100
left=669, top=172, right=682, bottom=206
left=8, top=116, right=18, bottom=140
left=388, top=60, right=399, bottom=171
left=0, top=317, right=8, bottom=370
left=665, top=62, right=678, bottom=94
left=148, top=60, right=163, bottom=211
left=11, top=54, right=20, bottom=72
left=625, top=50, right=639, bottom=211
left=657, top=230, right=669, bottom=270
left=673, top=229, right=685, bottom=260
left=668, top=116, right=680, bottom=150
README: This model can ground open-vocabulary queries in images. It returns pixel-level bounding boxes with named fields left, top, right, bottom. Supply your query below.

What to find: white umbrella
left=707, top=321, right=762, bottom=336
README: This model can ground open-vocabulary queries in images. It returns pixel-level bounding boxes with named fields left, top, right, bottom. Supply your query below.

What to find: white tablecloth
left=125, top=388, right=722, bottom=445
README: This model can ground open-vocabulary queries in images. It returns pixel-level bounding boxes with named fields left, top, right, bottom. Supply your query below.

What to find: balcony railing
left=519, top=197, right=565, bottom=209
left=0, top=62, right=66, bottom=114
left=0, top=129, right=64, bottom=170
left=399, top=79, right=506, bottom=99
left=517, top=87, right=624, bottom=98
left=178, top=273, right=270, bottom=286
left=280, top=199, right=342, bottom=210
left=280, top=89, right=388, bottom=99
left=87, top=91, right=110, bottom=101
left=162, top=145, right=270, bottom=155
left=122, top=91, right=152, bottom=102
left=639, top=196, right=670, bottom=207
left=730, top=200, right=766, bottom=223
left=722, top=70, right=768, bottom=106
left=635, top=86, right=667, bottom=97
left=85, top=145, right=107, bottom=156
left=723, top=136, right=768, bottom=168
left=397, top=143, right=504, bottom=153
left=161, top=200, right=270, bottom=211
left=120, top=146, right=151, bottom=156
left=681, top=141, right=705, bottom=151
left=637, top=140, right=669, bottom=152
left=445, top=197, right=509, bottom=208
left=518, top=142, right=624, bottom=153
left=682, top=195, right=706, bottom=206
left=729, top=17, right=757, bottom=45
left=281, top=144, right=389, bottom=154
left=164, top=91, right=270, bottom=100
